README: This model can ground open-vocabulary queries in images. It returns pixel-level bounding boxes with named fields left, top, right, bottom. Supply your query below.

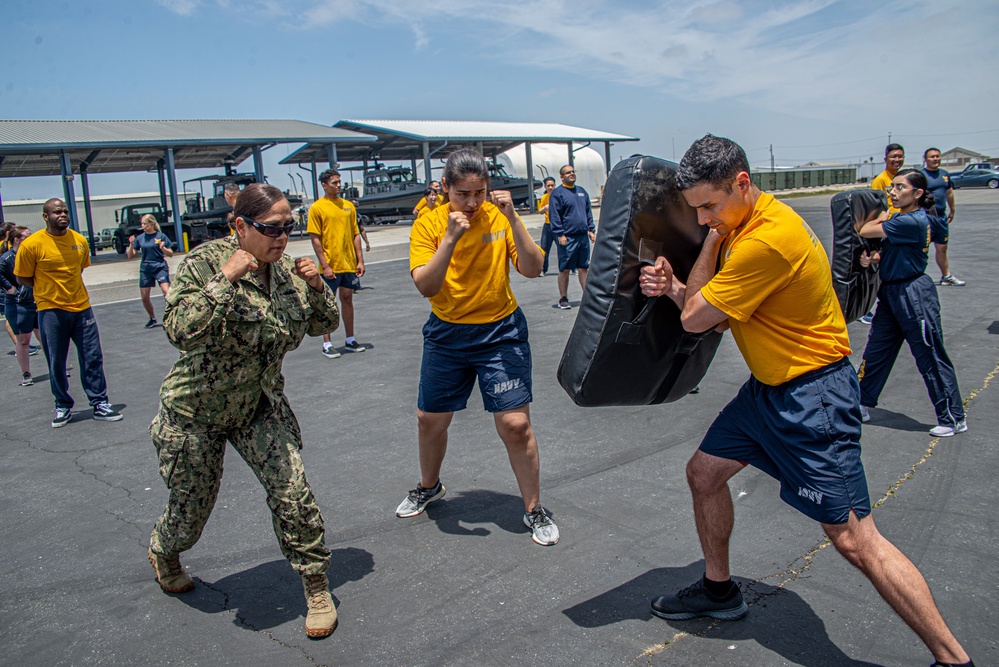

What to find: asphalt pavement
left=1, top=190, right=996, bottom=666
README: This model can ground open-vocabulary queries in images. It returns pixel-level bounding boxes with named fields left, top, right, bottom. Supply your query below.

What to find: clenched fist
left=446, top=210, right=472, bottom=242
left=222, top=249, right=259, bottom=283
left=293, top=257, right=324, bottom=291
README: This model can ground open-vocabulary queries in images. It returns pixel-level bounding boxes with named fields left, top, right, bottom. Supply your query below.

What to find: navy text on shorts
left=419, top=308, right=532, bottom=414
left=699, top=357, right=871, bottom=525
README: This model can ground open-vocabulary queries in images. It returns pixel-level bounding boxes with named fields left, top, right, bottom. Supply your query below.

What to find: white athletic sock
left=346, top=336, right=356, bottom=345
left=323, top=342, right=333, bottom=350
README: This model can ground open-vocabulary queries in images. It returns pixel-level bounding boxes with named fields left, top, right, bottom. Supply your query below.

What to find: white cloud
left=156, top=0, right=202, bottom=15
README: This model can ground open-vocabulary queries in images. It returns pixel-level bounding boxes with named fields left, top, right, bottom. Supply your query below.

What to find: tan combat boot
left=302, top=573, right=338, bottom=638
left=147, top=548, right=195, bottom=593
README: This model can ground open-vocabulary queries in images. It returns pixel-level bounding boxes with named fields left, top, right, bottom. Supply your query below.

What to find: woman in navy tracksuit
left=856, top=169, right=966, bottom=437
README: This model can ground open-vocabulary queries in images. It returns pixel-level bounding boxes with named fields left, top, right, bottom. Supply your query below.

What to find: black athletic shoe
left=344, top=340, right=365, bottom=353
left=558, top=297, right=571, bottom=310
left=145, top=318, right=158, bottom=328
left=932, top=661, right=976, bottom=667
left=20, top=373, right=34, bottom=387
left=52, top=407, right=72, bottom=428
left=651, top=576, right=748, bottom=621
left=93, top=401, right=124, bottom=422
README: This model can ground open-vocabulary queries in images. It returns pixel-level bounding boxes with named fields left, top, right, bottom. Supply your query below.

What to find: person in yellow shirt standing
left=412, top=180, right=443, bottom=217
left=307, top=169, right=365, bottom=358
left=536, top=177, right=556, bottom=276
left=396, top=148, right=559, bottom=546
left=859, top=143, right=906, bottom=324
left=415, top=187, right=442, bottom=219
left=14, top=198, right=123, bottom=427
left=638, top=135, right=972, bottom=667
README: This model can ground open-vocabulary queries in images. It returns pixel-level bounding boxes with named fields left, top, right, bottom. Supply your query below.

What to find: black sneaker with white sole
left=52, top=407, right=72, bottom=428
left=558, top=297, right=571, bottom=310
left=93, top=401, right=123, bottom=422
left=344, top=340, right=365, bottom=352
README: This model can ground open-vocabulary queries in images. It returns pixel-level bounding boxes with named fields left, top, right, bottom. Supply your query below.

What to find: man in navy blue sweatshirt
left=549, top=165, right=596, bottom=310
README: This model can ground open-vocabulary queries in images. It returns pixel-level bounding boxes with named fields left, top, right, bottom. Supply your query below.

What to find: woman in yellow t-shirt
left=397, top=148, right=559, bottom=546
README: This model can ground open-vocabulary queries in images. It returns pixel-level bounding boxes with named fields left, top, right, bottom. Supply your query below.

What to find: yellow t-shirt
left=701, top=193, right=851, bottom=386
left=306, top=196, right=360, bottom=274
left=540, top=191, right=551, bottom=224
left=871, top=170, right=899, bottom=214
left=416, top=201, right=442, bottom=219
left=409, top=202, right=520, bottom=325
left=414, top=196, right=428, bottom=213
left=14, top=229, right=92, bottom=312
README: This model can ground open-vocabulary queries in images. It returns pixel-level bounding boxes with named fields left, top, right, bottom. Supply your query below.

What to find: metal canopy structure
left=279, top=119, right=639, bottom=210
left=0, top=119, right=375, bottom=253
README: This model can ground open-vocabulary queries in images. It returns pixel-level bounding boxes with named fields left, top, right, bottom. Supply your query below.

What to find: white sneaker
left=929, top=421, right=968, bottom=437
left=860, top=406, right=871, bottom=423
left=322, top=345, right=341, bottom=359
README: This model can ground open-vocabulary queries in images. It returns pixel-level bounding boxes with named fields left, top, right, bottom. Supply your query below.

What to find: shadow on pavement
left=563, top=561, right=883, bottom=667
left=866, top=407, right=933, bottom=433
left=424, top=489, right=529, bottom=538
left=178, top=547, right=374, bottom=631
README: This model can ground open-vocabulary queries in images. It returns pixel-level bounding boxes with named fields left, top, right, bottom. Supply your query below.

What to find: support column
left=525, top=142, right=536, bottom=213
left=59, top=151, right=80, bottom=232
left=311, top=161, right=319, bottom=201
left=252, top=146, right=265, bottom=183
left=567, top=142, right=574, bottom=167
left=326, top=144, right=337, bottom=170
left=604, top=142, right=613, bottom=176
left=164, top=148, right=184, bottom=249
left=422, top=142, right=432, bottom=185
left=157, top=159, right=168, bottom=212
left=79, top=167, right=97, bottom=257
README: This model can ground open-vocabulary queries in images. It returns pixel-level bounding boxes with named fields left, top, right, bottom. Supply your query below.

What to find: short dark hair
left=676, top=134, right=750, bottom=191
left=923, top=147, right=941, bottom=159
left=543, top=177, right=556, bottom=185
left=423, top=187, right=437, bottom=197
left=885, top=143, right=904, bottom=157
left=318, top=169, right=340, bottom=184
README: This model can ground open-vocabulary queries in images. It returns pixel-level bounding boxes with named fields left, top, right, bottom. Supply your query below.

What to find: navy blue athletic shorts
left=556, top=233, right=591, bottom=272
left=139, top=265, right=170, bottom=288
left=418, top=307, right=533, bottom=413
left=323, top=272, right=360, bottom=292
left=4, top=300, right=37, bottom=335
left=699, top=357, right=871, bottom=525
left=930, top=213, right=948, bottom=245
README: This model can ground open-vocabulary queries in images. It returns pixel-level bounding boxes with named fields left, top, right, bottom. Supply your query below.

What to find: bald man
left=15, top=199, right=123, bottom=427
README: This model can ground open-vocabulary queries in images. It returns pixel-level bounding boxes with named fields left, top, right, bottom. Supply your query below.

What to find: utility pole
left=770, top=144, right=775, bottom=191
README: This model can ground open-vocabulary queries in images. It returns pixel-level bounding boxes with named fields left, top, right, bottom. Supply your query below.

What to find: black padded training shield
left=829, top=189, right=886, bottom=323
left=557, top=156, right=722, bottom=407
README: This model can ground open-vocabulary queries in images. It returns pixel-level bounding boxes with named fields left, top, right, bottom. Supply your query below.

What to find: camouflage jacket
left=159, top=237, right=340, bottom=429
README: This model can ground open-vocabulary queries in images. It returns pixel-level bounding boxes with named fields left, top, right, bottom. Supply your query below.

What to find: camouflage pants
left=148, top=402, right=330, bottom=576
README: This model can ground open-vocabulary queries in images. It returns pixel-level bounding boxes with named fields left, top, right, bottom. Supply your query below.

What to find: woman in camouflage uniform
left=147, top=183, right=341, bottom=638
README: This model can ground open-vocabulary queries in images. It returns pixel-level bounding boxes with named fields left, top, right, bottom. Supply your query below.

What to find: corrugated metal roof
left=281, top=119, right=638, bottom=165
left=0, top=120, right=375, bottom=178
left=335, top=120, right=638, bottom=143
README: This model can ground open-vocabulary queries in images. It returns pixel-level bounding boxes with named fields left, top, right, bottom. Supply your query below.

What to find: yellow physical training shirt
left=307, top=196, right=360, bottom=274
left=409, top=202, right=520, bottom=325
left=416, top=201, right=443, bottom=219
left=700, top=193, right=851, bottom=386
left=540, top=191, right=551, bottom=224
left=14, top=229, right=92, bottom=312
left=871, top=170, right=899, bottom=215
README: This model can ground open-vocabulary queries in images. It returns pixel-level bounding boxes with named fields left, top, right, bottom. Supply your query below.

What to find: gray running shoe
left=939, top=274, right=966, bottom=286
left=20, top=373, right=33, bottom=387
left=929, top=420, right=967, bottom=437
left=395, top=480, right=446, bottom=517
left=860, top=405, right=871, bottom=423
left=523, top=504, right=559, bottom=546
left=557, top=297, right=571, bottom=310
left=651, top=576, right=748, bottom=621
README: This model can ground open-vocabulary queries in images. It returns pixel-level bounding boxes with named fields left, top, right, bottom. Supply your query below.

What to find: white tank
left=497, top=143, right=607, bottom=204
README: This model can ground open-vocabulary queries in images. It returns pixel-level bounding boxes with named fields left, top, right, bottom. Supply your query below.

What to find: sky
left=2, top=0, right=997, bottom=200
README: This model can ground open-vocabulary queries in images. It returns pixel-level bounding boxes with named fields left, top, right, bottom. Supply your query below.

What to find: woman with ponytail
left=0, top=226, right=41, bottom=385
left=856, top=169, right=966, bottom=437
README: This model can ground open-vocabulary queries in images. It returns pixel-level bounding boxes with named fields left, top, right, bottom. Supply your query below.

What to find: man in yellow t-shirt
left=396, top=148, right=559, bottom=547
left=14, top=198, right=122, bottom=427
left=637, top=135, right=971, bottom=667
left=415, top=188, right=442, bottom=219
left=411, top=180, right=443, bottom=216
left=860, top=143, right=905, bottom=324
left=307, top=169, right=365, bottom=358
left=536, top=177, right=556, bottom=276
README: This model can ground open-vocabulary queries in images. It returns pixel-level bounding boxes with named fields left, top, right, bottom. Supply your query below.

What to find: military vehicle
left=487, top=162, right=541, bottom=206
left=111, top=203, right=211, bottom=255
left=354, top=166, right=425, bottom=222
left=183, top=171, right=304, bottom=237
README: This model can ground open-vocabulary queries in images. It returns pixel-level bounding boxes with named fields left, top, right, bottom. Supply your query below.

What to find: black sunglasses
left=242, top=216, right=295, bottom=238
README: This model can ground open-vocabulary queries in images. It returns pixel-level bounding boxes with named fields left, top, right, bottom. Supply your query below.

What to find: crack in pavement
left=194, top=577, right=329, bottom=667
left=638, top=358, right=999, bottom=661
